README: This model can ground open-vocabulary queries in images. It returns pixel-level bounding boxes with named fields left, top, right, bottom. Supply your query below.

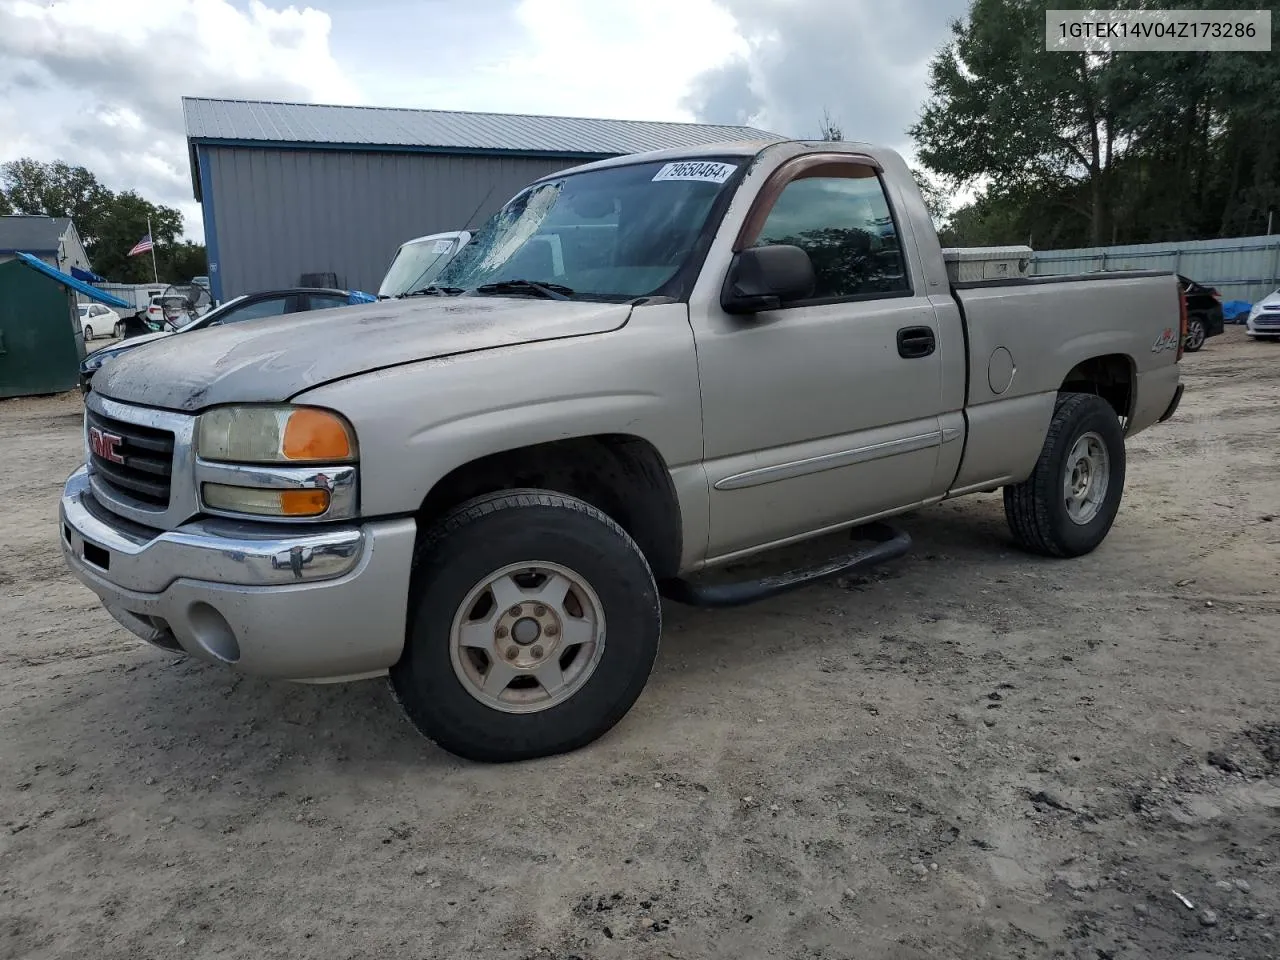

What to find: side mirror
left=721, top=244, right=816, bottom=315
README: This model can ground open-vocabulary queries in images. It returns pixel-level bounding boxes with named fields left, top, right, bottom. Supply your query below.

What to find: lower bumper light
left=202, top=483, right=330, bottom=518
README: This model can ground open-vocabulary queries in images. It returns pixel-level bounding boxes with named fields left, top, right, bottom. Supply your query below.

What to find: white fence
left=1029, top=234, right=1280, bottom=303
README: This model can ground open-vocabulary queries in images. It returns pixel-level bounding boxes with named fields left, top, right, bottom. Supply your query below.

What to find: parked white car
left=377, top=230, right=470, bottom=298
left=78, top=303, right=120, bottom=340
left=1246, top=288, right=1280, bottom=339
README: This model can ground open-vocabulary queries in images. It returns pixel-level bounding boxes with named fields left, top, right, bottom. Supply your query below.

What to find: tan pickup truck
left=61, top=139, right=1186, bottom=762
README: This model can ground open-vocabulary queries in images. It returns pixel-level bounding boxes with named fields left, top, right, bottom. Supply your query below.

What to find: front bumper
left=60, top=466, right=417, bottom=681
left=1247, top=314, right=1280, bottom=335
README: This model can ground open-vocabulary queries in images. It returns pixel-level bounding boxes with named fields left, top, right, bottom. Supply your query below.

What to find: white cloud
left=0, top=0, right=359, bottom=240
left=479, top=0, right=748, bottom=121
left=2, top=0, right=966, bottom=246
left=683, top=0, right=970, bottom=152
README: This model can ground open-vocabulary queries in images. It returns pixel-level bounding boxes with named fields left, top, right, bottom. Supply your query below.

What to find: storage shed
left=183, top=97, right=777, bottom=302
left=0, top=253, right=130, bottom=398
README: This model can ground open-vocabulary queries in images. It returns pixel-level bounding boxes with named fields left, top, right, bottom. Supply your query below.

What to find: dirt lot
left=2, top=328, right=1278, bottom=960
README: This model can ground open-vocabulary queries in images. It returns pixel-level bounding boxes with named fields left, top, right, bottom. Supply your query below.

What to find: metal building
left=0, top=215, right=91, bottom=275
left=1030, top=233, right=1280, bottom=303
left=183, top=98, right=777, bottom=302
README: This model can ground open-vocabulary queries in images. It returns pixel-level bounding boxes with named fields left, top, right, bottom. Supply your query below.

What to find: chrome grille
left=83, top=395, right=197, bottom=531
left=86, top=408, right=175, bottom=506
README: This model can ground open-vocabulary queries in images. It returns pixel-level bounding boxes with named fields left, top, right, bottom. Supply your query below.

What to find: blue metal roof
left=13, top=252, right=132, bottom=308
left=183, top=97, right=778, bottom=157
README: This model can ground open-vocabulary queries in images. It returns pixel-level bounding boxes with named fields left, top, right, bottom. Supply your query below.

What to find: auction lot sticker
left=652, top=161, right=737, bottom=184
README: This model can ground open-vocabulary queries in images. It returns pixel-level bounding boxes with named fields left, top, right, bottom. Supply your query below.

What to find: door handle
left=897, top=326, right=936, bottom=359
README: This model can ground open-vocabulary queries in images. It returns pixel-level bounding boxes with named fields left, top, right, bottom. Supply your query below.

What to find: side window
left=216, top=296, right=291, bottom=326
left=306, top=295, right=351, bottom=311
left=753, top=171, right=910, bottom=301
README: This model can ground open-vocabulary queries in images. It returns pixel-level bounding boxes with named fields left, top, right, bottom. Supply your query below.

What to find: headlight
left=196, top=405, right=357, bottom=464
left=82, top=353, right=108, bottom=372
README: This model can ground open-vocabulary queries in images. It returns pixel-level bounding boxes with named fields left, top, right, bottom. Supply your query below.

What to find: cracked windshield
left=435, top=158, right=743, bottom=300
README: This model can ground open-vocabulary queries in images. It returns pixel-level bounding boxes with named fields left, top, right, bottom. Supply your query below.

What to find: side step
left=659, top=522, right=912, bottom=609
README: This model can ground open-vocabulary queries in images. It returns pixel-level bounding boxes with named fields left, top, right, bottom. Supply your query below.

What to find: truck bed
left=945, top=269, right=1183, bottom=495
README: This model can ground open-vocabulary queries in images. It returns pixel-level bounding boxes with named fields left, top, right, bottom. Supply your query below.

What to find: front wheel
left=390, top=490, right=662, bottom=762
left=1003, top=393, right=1126, bottom=558
left=1184, top=318, right=1206, bottom=352
left=114, top=321, right=124, bottom=339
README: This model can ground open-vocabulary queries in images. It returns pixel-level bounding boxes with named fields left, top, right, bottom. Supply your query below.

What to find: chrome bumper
left=60, top=466, right=417, bottom=681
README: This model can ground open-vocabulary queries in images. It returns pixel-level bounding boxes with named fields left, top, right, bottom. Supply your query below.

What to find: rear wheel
left=390, top=490, right=662, bottom=762
left=1003, top=393, right=1126, bottom=558
left=1185, top=318, right=1206, bottom=352
left=84, top=324, right=95, bottom=340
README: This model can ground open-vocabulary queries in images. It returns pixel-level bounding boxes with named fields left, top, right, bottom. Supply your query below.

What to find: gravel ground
left=2, top=327, right=1278, bottom=960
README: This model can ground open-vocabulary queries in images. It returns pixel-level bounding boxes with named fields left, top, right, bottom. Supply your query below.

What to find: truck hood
left=93, top=295, right=633, bottom=411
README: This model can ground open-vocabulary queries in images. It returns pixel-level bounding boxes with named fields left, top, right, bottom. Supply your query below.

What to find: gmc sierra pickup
left=60, top=139, right=1186, bottom=762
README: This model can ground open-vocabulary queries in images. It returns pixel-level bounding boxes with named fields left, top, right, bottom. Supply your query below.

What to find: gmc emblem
left=88, top=426, right=125, bottom=465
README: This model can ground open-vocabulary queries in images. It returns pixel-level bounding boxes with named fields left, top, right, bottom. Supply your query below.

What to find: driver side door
left=692, top=157, right=951, bottom=560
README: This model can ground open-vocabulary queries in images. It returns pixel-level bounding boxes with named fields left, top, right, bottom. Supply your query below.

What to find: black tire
left=1003, top=393, right=1126, bottom=558
left=114, top=321, right=124, bottom=339
left=390, top=490, right=662, bottom=762
left=84, top=324, right=94, bottom=341
left=1184, top=317, right=1206, bottom=352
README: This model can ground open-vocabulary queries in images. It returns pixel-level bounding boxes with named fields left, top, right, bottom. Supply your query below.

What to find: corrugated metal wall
left=202, top=147, right=578, bottom=299
left=1030, top=234, right=1280, bottom=303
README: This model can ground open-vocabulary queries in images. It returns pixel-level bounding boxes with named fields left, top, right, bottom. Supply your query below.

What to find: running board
left=659, top=522, right=912, bottom=609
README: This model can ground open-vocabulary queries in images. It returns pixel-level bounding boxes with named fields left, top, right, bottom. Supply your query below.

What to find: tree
left=910, top=167, right=951, bottom=227
left=0, top=188, right=11, bottom=216
left=91, top=190, right=186, bottom=282
left=818, top=107, right=844, bottom=142
left=914, top=0, right=1280, bottom=249
left=0, top=157, right=202, bottom=281
left=910, top=0, right=1138, bottom=246
left=1, top=158, right=112, bottom=247
left=160, top=241, right=208, bottom=284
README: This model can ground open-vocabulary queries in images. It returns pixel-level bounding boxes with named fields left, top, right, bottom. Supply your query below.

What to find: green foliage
left=2, top=158, right=114, bottom=248
left=910, top=167, right=951, bottom=226
left=0, top=159, right=206, bottom=282
left=90, top=190, right=185, bottom=282
left=164, top=241, right=209, bottom=284
left=0, top=188, right=11, bottom=216
left=818, top=108, right=844, bottom=142
left=914, top=0, right=1280, bottom=248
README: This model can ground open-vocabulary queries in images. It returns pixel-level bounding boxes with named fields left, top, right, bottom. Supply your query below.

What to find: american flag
left=127, top=234, right=154, bottom=257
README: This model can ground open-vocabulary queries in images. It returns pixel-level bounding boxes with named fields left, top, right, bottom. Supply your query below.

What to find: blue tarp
left=13, top=252, right=131, bottom=309
left=347, top=290, right=377, bottom=305
left=1223, top=299, right=1253, bottom=324
left=70, top=265, right=106, bottom=283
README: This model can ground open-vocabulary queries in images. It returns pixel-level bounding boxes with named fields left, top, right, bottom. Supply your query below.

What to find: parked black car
left=80, top=287, right=375, bottom=393
left=1177, top=275, right=1225, bottom=352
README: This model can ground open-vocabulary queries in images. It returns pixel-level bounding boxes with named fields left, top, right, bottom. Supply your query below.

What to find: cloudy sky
left=0, top=0, right=968, bottom=241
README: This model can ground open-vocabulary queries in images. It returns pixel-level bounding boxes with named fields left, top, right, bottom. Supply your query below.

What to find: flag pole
left=147, top=216, right=159, bottom=283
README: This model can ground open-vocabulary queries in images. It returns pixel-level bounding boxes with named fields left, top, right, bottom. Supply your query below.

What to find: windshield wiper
left=474, top=279, right=575, bottom=301
left=399, top=285, right=465, bottom=299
